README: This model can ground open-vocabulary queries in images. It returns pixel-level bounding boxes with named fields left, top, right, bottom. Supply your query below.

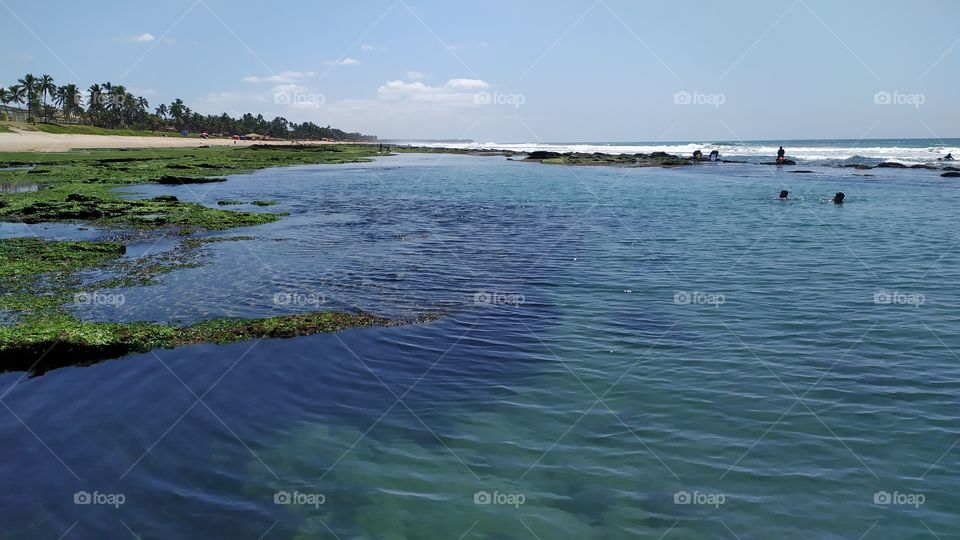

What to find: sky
left=2, top=0, right=958, bottom=142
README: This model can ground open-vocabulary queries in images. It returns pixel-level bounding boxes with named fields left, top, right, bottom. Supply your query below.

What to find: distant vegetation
left=1, top=73, right=376, bottom=141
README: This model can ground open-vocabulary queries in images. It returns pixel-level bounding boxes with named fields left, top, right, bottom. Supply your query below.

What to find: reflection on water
left=0, top=181, right=38, bottom=193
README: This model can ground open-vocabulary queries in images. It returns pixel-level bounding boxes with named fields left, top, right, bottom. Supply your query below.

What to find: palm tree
left=87, top=84, right=102, bottom=125
left=17, top=74, right=38, bottom=121
left=169, top=98, right=185, bottom=129
left=55, top=84, right=80, bottom=123
left=8, top=85, right=27, bottom=121
left=39, top=74, right=55, bottom=122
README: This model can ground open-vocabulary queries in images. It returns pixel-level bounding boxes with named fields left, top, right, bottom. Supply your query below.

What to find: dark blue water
left=2, top=154, right=959, bottom=538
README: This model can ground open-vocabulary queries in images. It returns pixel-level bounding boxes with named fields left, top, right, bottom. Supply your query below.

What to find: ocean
left=422, top=138, right=960, bottom=167
left=1, top=151, right=958, bottom=538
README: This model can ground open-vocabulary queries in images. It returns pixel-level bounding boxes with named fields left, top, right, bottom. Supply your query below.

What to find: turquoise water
left=2, top=154, right=959, bottom=538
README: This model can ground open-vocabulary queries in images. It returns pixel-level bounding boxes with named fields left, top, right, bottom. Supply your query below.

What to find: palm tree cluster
left=1, top=73, right=375, bottom=141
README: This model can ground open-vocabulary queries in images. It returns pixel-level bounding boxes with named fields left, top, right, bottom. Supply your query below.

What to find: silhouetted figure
left=777, top=146, right=786, bottom=162
left=779, top=190, right=789, bottom=199
left=832, top=192, right=845, bottom=204
left=693, top=150, right=702, bottom=160
left=709, top=150, right=720, bottom=161
left=944, top=153, right=954, bottom=161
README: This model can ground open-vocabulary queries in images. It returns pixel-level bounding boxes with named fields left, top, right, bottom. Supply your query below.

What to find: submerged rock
left=526, top=151, right=564, bottom=160
left=151, top=195, right=179, bottom=202
left=941, top=172, right=960, bottom=178
left=876, top=162, right=907, bottom=168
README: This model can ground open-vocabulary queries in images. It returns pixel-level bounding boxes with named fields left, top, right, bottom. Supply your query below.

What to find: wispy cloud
left=242, top=70, right=317, bottom=84
left=131, top=33, right=156, bottom=43
left=377, top=78, right=489, bottom=105
left=330, top=58, right=360, bottom=66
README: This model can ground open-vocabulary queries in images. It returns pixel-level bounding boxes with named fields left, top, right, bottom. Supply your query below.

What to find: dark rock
left=876, top=162, right=907, bottom=168
left=155, top=175, right=227, bottom=185
left=763, top=159, right=797, bottom=166
left=790, top=170, right=815, bottom=174
left=840, top=164, right=872, bottom=169
left=910, top=164, right=936, bottom=169
left=151, top=195, right=179, bottom=202
left=649, top=151, right=676, bottom=159
left=943, top=166, right=960, bottom=172
left=526, top=151, right=563, bottom=160
left=0, top=200, right=7, bottom=208
left=941, top=172, right=960, bottom=178
left=66, top=193, right=97, bottom=202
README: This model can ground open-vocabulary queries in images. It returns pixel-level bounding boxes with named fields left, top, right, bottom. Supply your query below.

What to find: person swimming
left=832, top=192, right=844, bottom=204
left=777, top=146, right=786, bottom=162
left=945, top=153, right=954, bottom=161
left=778, top=190, right=789, bottom=199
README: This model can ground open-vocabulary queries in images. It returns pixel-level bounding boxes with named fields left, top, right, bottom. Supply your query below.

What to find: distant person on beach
left=709, top=150, right=720, bottom=161
left=693, top=150, right=702, bottom=160
left=832, top=192, right=844, bottom=204
left=941, top=153, right=954, bottom=161
left=778, top=190, right=789, bottom=199
left=777, top=146, right=786, bottom=162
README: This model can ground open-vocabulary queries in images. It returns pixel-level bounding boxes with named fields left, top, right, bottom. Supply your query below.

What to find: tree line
left=0, top=73, right=376, bottom=141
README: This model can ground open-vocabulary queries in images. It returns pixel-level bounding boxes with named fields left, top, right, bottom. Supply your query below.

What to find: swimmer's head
left=833, top=192, right=845, bottom=204
left=779, top=190, right=788, bottom=199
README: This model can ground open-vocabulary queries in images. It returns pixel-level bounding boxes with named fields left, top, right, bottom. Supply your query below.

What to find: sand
left=0, top=130, right=337, bottom=152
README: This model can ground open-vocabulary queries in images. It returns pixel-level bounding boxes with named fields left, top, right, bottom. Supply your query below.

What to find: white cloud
left=406, top=71, right=426, bottom=80
left=132, top=33, right=155, bottom=42
left=377, top=78, right=489, bottom=105
left=242, top=70, right=317, bottom=84
left=331, top=58, right=360, bottom=66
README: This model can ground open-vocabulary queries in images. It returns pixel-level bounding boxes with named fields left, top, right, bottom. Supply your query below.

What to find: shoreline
left=0, top=128, right=352, bottom=153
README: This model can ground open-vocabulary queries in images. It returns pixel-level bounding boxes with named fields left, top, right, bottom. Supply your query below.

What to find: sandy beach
left=0, top=129, right=335, bottom=152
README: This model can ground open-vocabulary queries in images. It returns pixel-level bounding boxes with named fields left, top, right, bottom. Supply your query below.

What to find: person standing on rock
left=777, top=146, right=786, bottom=162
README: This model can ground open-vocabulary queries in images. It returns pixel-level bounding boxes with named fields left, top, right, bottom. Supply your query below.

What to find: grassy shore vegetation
left=0, top=144, right=428, bottom=373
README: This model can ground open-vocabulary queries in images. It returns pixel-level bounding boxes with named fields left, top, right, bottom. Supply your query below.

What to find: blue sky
left=2, top=0, right=957, bottom=141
